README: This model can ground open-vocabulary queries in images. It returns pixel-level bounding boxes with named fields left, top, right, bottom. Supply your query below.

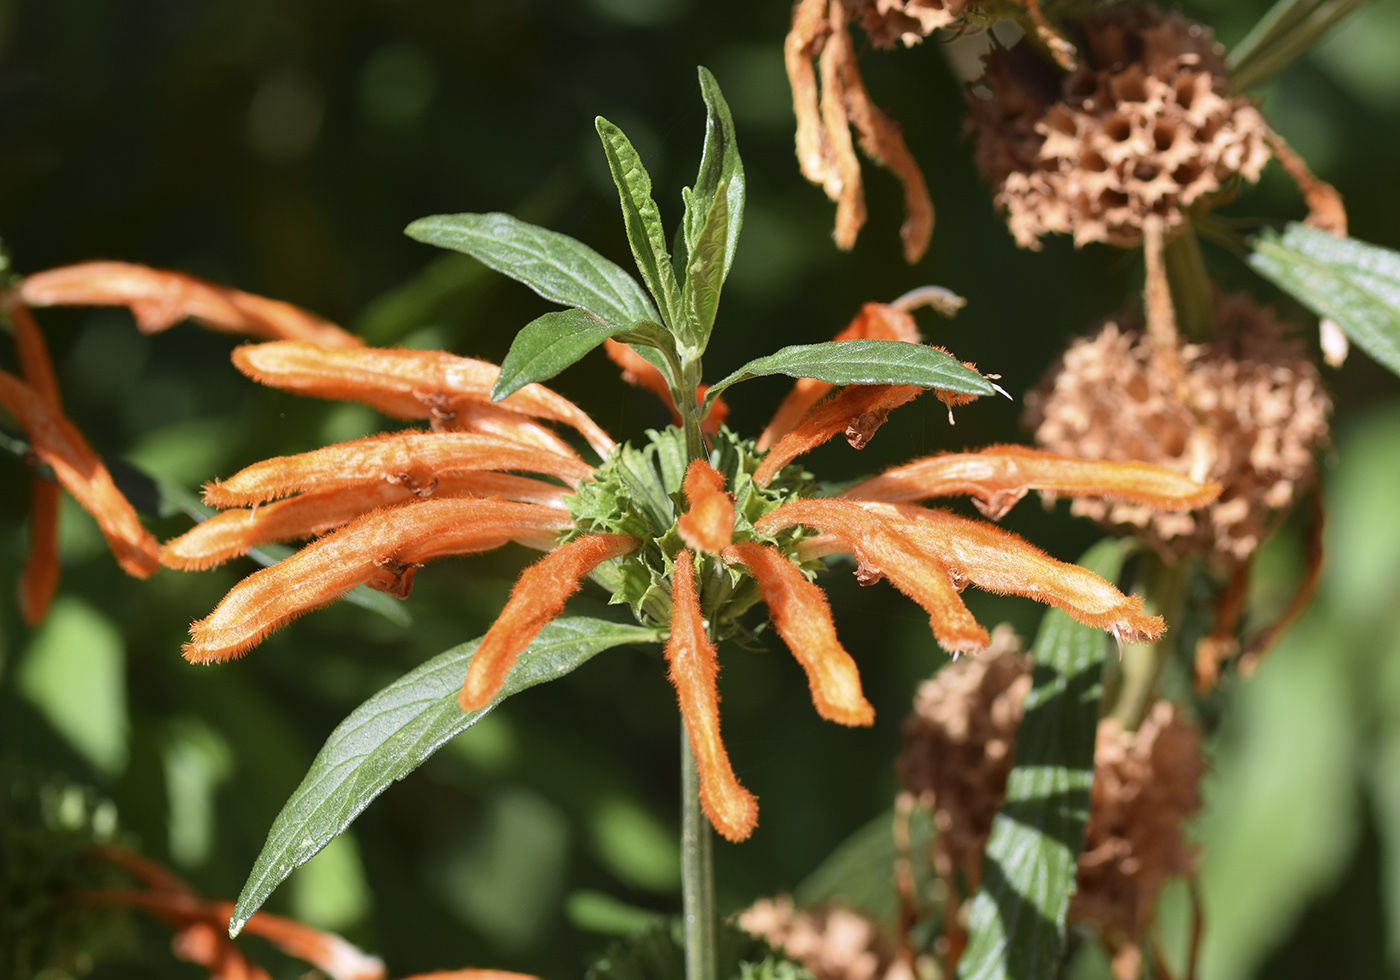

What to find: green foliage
left=1249, top=223, right=1400, bottom=377
left=1227, top=0, right=1372, bottom=92
left=231, top=616, right=662, bottom=934
left=955, top=540, right=1126, bottom=980
left=704, top=338, right=996, bottom=409
left=404, top=211, right=659, bottom=325
left=492, top=307, right=673, bottom=401
left=586, top=920, right=811, bottom=980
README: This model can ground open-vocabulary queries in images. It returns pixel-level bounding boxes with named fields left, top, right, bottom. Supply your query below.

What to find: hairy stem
left=681, top=730, right=717, bottom=980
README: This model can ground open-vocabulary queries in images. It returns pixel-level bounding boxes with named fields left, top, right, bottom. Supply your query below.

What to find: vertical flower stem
left=1165, top=226, right=1214, bottom=343
left=681, top=730, right=717, bottom=980
left=1108, top=552, right=1191, bottom=730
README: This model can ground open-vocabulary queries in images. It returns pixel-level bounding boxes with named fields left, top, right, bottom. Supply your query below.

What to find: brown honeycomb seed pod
left=1026, top=292, right=1332, bottom=567
left=966, top=3, right=1272, bottom=249
left=898, top=651, right=1206, bottom=973
left=737, top=896, right=915, bottom=980
left=845, top=0, right=982, bottom=49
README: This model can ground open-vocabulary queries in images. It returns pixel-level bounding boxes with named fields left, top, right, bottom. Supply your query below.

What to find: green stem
left=681, top=730, right=717, bottom=980
left=676, top=353, right=709, bottom=464
left=1165, top=226, right=1214, bottom=343
left=1108, top=552, right=1191, bottom=730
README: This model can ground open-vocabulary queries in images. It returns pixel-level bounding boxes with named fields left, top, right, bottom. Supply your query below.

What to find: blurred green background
left=1, top=0, right=1399, bottom=976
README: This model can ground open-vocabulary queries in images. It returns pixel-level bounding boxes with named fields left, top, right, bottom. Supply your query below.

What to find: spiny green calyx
left=568, top=425, right=816, bottom=632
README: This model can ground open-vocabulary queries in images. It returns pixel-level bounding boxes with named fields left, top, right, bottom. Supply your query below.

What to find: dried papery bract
left=839, top=444, right=1221, bottom=520
left=722, top=542, right=874, bottom=727
left=19, top=262, right=361, bottom=349
left=738, top=895, right=913, bottom=980
left=603, top=339, right=729, bottom=434
left=966, top=5, right=1272, bottom=249
left=457, top=533, right=640, bottom=710
left=667, top=550, right=759, bottom=843
left=162, top=473, right=570, bottom=571
left=183, top=499, right=575, bottom=663
left=758, top=302, right=922, bottom=450
left=234, top=342, right=615, bottom=457
left=786, top=0, right=934, bottom=261
left=202, top=431, right=593, bottom=508
left=0, top=369, right=159, bottom=579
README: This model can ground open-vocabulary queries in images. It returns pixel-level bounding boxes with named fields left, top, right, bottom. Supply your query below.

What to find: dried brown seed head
left=966, top=4, right=1271, bottom=249
left=1027, top=293, right=1332, bottom=566
left=737, top=896, right=914, bottom=980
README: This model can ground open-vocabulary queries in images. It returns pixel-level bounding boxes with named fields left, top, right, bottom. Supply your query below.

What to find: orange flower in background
left=0, top=262, right=363, bottom=624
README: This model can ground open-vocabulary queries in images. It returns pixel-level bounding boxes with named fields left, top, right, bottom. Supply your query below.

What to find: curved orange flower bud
left=0, top=369, right=159, bottom=579
left=233, top=342, right=615, bottom=458
left=666, top=550, right=759, bottom=842
left=6, top=298, right=64, bottom=623
left=183, top=499, right=573, bottom=663
left=458, top=533, right=640, bottom=710
left=754, top=383, right=924, bottom=487
left=163, top=472, right=569, bottom=571
left=202, top=432, right=592, bottom=507
left=722, top=542, right=873, bottom=726
left=18, top=262, right=360, bottom=349
left=840, top=444, right=1222, bottom=519
left=677, top=459, right=735, bottom=553
left=603, top=339, right=729, bottom=433
left=758, top=303, right=920, bottom=450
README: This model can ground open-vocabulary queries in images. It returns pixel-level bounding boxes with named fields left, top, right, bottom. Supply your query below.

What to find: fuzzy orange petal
left=183, top=499, right=573, bottom=663
left=754, top=383, right=924, bottom=487
left=19, top=262, right=360, bottom=349
left=202, top=432, right=592, bottom=507
left=768, top=502, right=990, bottom=653
left=722, top=542, right=873, bottom=726
left=233, top=342, right=615, bottom=457
left=666, top=550, right=759, bottom=842
left=840, top=444, right=1222, bottom=519
left=163, top=473, right=569, bottom=571
left=436, top=401, right=580, bottom=458
left=757, top=303, right=921, bottom=450
left=0, top=369, right=158, bottom=578
left=677, top=459, right=735, bottom=553
left=457, top=533, right=640, bottom=710
left=602, top=339, right=728, bottom=434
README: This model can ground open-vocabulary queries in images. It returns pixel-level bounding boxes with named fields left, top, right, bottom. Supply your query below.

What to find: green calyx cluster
left=569, top=425, right=815, bottom=634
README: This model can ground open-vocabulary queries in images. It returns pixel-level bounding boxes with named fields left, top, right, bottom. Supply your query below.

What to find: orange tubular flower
left=754, top=382, right=925, bottom=486
left=759, top=499, right=1164, bottom=652
left=233, top=342, right=615, bottom=457
left=667, top=550, right=759, bottom=843
left=201, top=431, right=593, bottom=508
left=721, top=542, right=873, bottom=727
left=183, top=499, right=575, bottom=663
left=604, top=338, right=729, bottom=433
left=457, top=533, right=640, bottom=710
left=18, top=262, right=361, bottom=349
left=677, top=459, right=736, bottom=553
left=6, top=298, right=64, bottom=623
left=840, top=444, right=1222, bottom=519
left=0, top=369, right=159, bottom=579
left=162, top=472, right=569, bottom=571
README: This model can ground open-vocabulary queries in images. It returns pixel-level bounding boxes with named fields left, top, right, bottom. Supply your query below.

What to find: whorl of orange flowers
left=1, top=262, right=1218, bottom=845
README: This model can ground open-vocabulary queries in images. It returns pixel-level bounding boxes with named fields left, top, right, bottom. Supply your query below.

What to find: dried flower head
left=966, top=4, right=1271, bottom=249
left=846, top=0, right=981, bottom=49
left=898, top=651, right=1205, bottom=975
left=1027, top=293, right=1332, bottom=566
left=738, top=895, right=914, bottom=980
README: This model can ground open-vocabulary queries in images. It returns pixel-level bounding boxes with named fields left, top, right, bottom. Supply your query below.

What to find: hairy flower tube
left=157, top=279, right=1217, bottom=843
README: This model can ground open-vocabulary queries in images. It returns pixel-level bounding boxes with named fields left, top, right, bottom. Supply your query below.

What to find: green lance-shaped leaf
left=682, top=181, right=729, bottom=351
left=491, top=307, right=675, bottom=401
left=1250, top=223, right=1400, bottom=378
left=1226, top=0, right=1370, bottom=93
left=229, top=616, right=662, bottom=936
left=955, top=539, right=1127, bottom=980
left=596, top=117, right=685, bottom=336
left=686, top=66, right=745, bottom=285
left=404, top=211, right=658, bottom=327
left=703, top=339, right=997, bottom=412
